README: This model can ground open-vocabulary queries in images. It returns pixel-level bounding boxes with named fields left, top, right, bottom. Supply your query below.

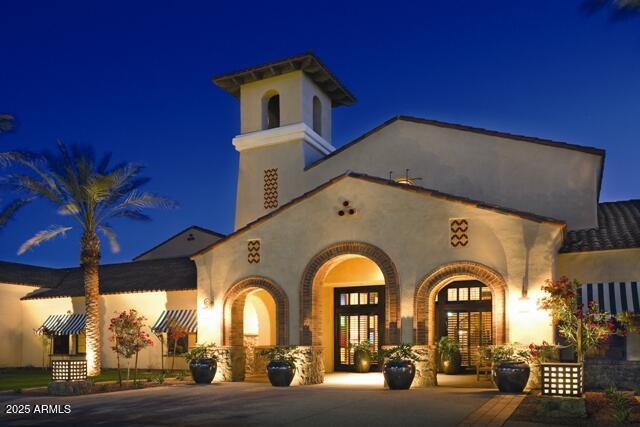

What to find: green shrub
left=437, top=337, right=460, bottom=361
left=176, top=371, right=185, bottom=381
left=605, top=388, right=631, bottom=424
left=13, top=388, right=22, bottom=394
left=258, top=346, right=298, bottom=367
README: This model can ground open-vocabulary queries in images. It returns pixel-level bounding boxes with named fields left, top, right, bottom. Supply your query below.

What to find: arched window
left=312, top=96, right=322, bottom=135
left=263, top=93, right=280, bottom=130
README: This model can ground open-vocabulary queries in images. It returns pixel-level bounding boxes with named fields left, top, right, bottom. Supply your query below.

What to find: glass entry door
left=334, top=286, right=385, bottom=371
left=436, top=281, right=493, bottom=368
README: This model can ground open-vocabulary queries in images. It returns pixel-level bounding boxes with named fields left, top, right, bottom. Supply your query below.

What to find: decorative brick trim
left=450, top=219, right=469, bottom=247
left=223, top=276, right=289, bottom=346
left=247, top=239, right=260, bottom=264
left=413, top=261, right=508, bottom=345
left=263, top=168, right=278, bottom=209
left=300, top=242, right=401, bottom=346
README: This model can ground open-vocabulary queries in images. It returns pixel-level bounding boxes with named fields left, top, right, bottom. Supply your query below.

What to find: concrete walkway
left=0, top=374, right=502, bottom=426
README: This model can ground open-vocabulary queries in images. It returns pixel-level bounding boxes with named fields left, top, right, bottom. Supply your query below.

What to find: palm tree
left=0, top=142, right=177, bottom=375
left=0, top=114, right=16, bottom=135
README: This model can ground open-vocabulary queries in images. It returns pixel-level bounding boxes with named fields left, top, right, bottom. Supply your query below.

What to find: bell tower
left=213, top=52, right=356, bottom=229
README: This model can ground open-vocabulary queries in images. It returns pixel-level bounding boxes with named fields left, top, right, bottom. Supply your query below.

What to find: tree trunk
left=171, top=339, right=177, bottom=373
left=81, top=231, right=101, bottom=376
left=134, top=351, right=139, bottom=384
left=160, top=338, right=164, bottom=372
left=116, top=344, right=122, bottom=387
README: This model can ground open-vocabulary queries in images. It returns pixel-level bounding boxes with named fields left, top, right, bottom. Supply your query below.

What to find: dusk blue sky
left=1, top=1, right=639, bottom=267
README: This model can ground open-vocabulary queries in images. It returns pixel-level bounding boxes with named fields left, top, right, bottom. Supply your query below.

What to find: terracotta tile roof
left=191, top=171, right=565, bottom=257
left=211, top=51, right=356, bottom=107
left=17, top=257, right=196, bottom=300
left=561, top=200, right=640, bottom=253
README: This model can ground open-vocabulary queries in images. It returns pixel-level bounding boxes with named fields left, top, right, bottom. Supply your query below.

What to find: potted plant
left=182, top=343, right=218, bottom=384
left=351, top=340, right=376, bottom=373
left=437, top=336, right=461, bottom=375
left=381, top=344, right=420, bottom=390
left=488, top=343, right=531, bottom=393
left=258, top=346, right=297, bottom=387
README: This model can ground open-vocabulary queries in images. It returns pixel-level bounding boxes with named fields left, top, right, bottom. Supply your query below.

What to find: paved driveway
left=0, top=375, right=497, bottom=426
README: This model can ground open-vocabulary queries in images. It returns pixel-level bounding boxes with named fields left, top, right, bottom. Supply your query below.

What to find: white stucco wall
left=135, top=227, right=221, bottom=261
left=20, top=290, right=196, bottom=370
left=239, top=71, right=332, bottom=141
left=557, top=248, right=640, bottom=283
left=304, top=120, right=601, bottom=231
left=195, top=176, right=564, bottom=350
left=0, top=283, right=40, bottom=367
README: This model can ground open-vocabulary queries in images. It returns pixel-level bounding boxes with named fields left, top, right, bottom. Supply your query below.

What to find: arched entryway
left=222, top=276, right=289, bottom=381
left=300, top=242, right=400, bottom=372
left=414, top=261, right=508, bottom=347
left=223, top=276, right=289, bottom=346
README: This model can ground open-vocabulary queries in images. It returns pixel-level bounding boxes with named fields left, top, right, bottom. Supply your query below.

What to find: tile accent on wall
left=450, top=219, right=469, bottom=247
left=247, top=239, right=261, bottom=264
left=263, top=168, right=279, bottom=209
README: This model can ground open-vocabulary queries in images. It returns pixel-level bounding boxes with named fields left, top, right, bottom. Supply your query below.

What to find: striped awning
left=36, top=313, right=86, bottom=335
left=578, top=282, right=640, bottom=314
left=151, top=309, right=197, bottom=334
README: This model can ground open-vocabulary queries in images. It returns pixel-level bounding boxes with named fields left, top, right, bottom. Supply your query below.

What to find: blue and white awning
left=578, top=282, right=640, bottom=314
left=151, top=310, right=197, bottom=334
left=36, top=313, right=86, bottom=335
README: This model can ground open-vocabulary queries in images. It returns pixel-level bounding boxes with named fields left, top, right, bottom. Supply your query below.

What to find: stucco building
left=1, top=53, right=638, bottom=386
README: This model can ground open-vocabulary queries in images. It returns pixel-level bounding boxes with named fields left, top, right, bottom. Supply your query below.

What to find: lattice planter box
left=52, top=360, right=87, bottom=381
left=540, top=362, right=583, bottom=397
left=49, top=360, right=92, bottom=395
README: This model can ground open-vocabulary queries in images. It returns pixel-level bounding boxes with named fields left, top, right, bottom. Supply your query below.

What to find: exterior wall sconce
left=202, top=298, right=213, bottom=309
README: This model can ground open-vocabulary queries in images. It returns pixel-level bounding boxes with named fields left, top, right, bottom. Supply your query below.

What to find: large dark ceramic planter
left=383, top=360, right=415, bottom=390
left=440, top=352, right=462, bottom=375
left=266, top=360, right=295, bottom=387
left=189, top=358, right=217, bottom=384
left=354, top=350, right=372, bottom=373
left=493, top=361, right=530, bottom=393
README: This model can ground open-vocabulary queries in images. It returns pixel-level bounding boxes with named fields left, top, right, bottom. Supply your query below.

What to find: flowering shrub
left=539, top=277, right=636, bottom=362
left=109, top=309, right=154, bottom=386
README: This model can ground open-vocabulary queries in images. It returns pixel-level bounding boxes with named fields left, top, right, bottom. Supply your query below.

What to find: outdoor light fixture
left=52, top=360, right=87, bottom=381
left=540, top=362, right=583, bottom=397
left=203, top=297, right=213, bottom=308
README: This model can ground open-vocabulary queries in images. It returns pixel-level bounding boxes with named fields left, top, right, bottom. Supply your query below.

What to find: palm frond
left=98, top=224, right=120, bottom=253
left=18, top=225, right=72, bottom=255
left=1, top=173, right=62, bottom=204
left=109, top=210, right=152, bottom=222
left=0, top=114, right=16, bottom=134
left=57, top=202, right=80, bottom=216
left=0, top=198, right=33, bottom=229
left=0, top=150, right=36, bottom=168
left=113, top=191, right=178, bottom=212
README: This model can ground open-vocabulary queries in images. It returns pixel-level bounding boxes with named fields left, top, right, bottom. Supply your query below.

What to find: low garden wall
left=584, top=359, right=640, bottom=390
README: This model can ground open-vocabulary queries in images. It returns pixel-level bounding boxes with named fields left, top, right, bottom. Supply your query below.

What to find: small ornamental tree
left=153, top=329, right=165, bottom=372
left=109, top=310, right=154, bottom=386
left=167, top=319, right=188, bottom=373
left=539, top=277, right=636, bottom=363
left=35, top=327, right=54, bottom=371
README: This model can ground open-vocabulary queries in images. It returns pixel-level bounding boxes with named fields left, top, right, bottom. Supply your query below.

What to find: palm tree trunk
left=81, top=231, right=101, bottom=376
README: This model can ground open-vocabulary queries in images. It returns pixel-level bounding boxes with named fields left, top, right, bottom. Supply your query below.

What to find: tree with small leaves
left=109, top=309, right=154, bottom=386
left=0, top=142, right=176, bottom=375
left=167, top=319, right=188, bottom=373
